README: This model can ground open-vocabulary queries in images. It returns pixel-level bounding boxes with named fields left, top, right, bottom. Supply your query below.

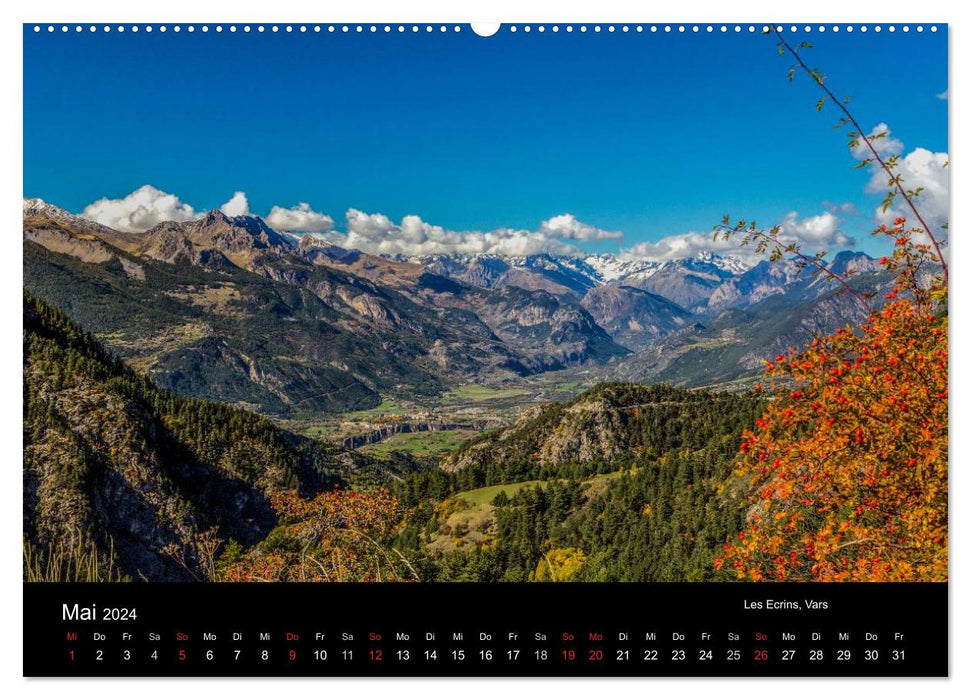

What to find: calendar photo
left=21, top=20, right=948, bottom=678
left=22, top=22, right=948, bottom=586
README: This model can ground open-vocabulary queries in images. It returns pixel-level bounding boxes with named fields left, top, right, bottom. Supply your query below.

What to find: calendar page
left=21, top=20, right=948, bottom=677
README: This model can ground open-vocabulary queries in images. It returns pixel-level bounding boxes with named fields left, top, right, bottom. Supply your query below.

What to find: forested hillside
left=23, top=291, right=343, bottom=581
left=442, top=383, right=762, bottom=480
left=391, top=383, right=764, bottom=582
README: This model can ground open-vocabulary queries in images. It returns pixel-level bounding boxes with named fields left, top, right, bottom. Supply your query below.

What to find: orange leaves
left=221, top=489, right=416, bottom=583
left=719, top=263, right=947, bottom=582
left=271, top=488, right=404, bottom=537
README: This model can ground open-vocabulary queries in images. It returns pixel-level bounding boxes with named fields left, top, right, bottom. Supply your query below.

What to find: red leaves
left=722, top=274, right=947, bottom=582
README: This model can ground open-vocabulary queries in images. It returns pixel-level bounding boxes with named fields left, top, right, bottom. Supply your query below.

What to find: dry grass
left=23, top=533, right=126, bottom=583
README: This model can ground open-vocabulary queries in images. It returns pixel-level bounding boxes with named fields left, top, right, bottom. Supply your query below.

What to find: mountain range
left=23, top=198, right=889, bottom=414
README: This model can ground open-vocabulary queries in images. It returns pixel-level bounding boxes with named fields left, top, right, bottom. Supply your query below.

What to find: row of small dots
left=32, top=24, right=940, bottom=34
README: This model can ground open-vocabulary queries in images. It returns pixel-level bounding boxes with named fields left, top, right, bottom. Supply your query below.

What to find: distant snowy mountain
left=581, top=254, right=664, bottom=283
left=400, top=247, right=882, bottom=323
left=409, top=252, right=603, bottom=297
left=404, top=250, right=753, bottom=302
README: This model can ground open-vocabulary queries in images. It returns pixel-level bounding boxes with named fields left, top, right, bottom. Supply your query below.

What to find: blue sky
left=23, top=25, right=948, bottom=260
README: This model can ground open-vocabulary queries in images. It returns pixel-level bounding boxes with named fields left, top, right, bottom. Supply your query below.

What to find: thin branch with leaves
left=712, top=216, right=873, bottom=313
left=771, top=25, right=948, bottom=286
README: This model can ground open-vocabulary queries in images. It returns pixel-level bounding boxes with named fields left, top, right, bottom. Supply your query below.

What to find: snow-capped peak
left=583, top=254, right=663, bottom=282
left=23, top=197, right=73, bottom=221
left=690, top=250, right=750, bottom=274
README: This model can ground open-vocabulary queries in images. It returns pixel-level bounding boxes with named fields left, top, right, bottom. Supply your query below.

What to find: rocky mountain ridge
left=23, top=197, right=884, bottom=412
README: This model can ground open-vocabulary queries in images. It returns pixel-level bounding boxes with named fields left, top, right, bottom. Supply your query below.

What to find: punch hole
left=471, top=23, right=500, bottom=37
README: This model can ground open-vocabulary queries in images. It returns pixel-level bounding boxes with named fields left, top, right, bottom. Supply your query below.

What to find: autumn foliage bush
left=220, top=488, right=419, bottom=582
left=716, top=218, right=947, bottom=581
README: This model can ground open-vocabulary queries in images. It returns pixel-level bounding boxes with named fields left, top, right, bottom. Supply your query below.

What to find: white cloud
left=81, top=185, right=197, bottom=233
left=219, top=191, right=251, bottom=217
left=265, top=202, right=334, bottom=232
left=852, top=123, right=949, bottom=238
left=850, top=122, right=904, bottom=161
left=75, top=190, right=614, bottom=256
left=937, top=90, right=948, bottom=100
left=539, top=214, right=622, bottom=241
left=823, top=200, right=858, bottom=216
left=621, top=232, right=749, bottom=264
left=778, top=210, right=853, bottom=248
left=621, top=210, right=852, bottom=265
left=308, top=209, right=592, bottom=258
left=346, top=209, right=398, bottom=239
left=870, top=147, right=950, bottom=234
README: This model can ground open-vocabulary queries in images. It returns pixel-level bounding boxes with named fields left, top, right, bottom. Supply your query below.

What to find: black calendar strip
left=24, top=582, right=947, bottom=677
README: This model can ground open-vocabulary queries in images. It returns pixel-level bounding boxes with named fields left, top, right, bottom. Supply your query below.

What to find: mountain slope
left=625, top=259, right=737, bottom=311
left=706, top=251, right=881, bottom=313
left=580, top=285, right=694, bottom=351
left=23, top=198, right=886, bottom=413
left=415, top=253, right=602, bottom=298
left=23, top=239, right=394, bottom=414
left=23, top=291, right=337, bottom=581
left=473, top=287, right=629, bottom=370
left=611, top=267, right=893, bottom=388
